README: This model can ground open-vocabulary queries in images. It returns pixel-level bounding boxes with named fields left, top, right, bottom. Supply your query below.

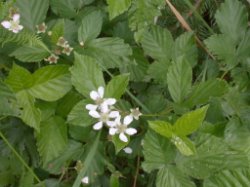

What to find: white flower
left=89, top=106, right=120, bottom=130
left=57, top=36, right=68, bottom=47
left=109, top=115, right=137, bottom=142
left=44, top=54, right=59, bottom=64
left=1, top=14, right=23, bottom=33
left=123, top=147, right=133, bottom=154
left=62, top=44, right=73, bottom=56
left=86, top=86, right=116, bottom=112
left=81, top=176, right=89, bottom=184
left=36, top=22, right=47, bottom=33
left=129, top=108, right=142, bottom=120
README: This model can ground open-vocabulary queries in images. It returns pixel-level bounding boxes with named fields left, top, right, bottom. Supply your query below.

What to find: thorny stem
left=133, top=156, right=141, bottom=187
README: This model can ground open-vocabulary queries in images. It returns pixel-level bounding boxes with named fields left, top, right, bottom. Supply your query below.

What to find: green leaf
left=50, top=19, right=65, bottom=44
left=28, top=65, right=72, bottom=101
left=184, top=79, right=228, bottom=108
left=37, top=116, right=68, bottom=166
left=16, top=91, right=41, bottom=131
left=141, top=25, right=174, bottom=61
left=10, top=45, right=49, bottom=62
left=50, top=0, right=76, bottom=18
left=215, top=0, right=248, bottom=44
left=78, top=10, right=103, bottom=43
left=110, top=172, right=120, bottom=187
left=107, top=0, right=131, bottom=20
left=16, top=0, right=49, bottom=31
left=19, top=171, right=34, bottom=187
left=112, top=134, right=129, bottom=154
left=147, top=60, right=170, bottom=85
left=105, top=74, right=129, bottom=99
left=156, top=166, right=195, bottom=187
left=173, top=105, right=209, bottom=136
left=237, top=30, right=250, bottom=61
left=148, top=120, right=173, bottom=138
left=142, top=130, right=176, bottom=172
left=171, top=135, right=196, bottom=156
left=173, top=32, right=197, bottom=67
left=67, top=100, right=94, bottom=127
left=204, top=169, right=250, bottom=187
left=82, top=37, right=132, bottom=69
left=167, top=58, right=192, bottom=103
left=70, top=53, right=105, bottom=97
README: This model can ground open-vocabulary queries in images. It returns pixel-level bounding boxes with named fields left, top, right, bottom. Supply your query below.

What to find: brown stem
left=187, top=0, right=202, bottom=18
left=132, top=156, right=140, bottom=187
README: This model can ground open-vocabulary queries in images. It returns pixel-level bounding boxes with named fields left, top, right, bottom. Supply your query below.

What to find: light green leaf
left=173, top=105, right=209, bottom=136
left=105, top=74, right=129, bottom=99
left=142, top=130, right=176, bottom=172
left=28, top=65, right=72, bottom=101
left=173, top=32, right=197, bottom=67
left=171, top=135, right=196, bottom=156
left=237, top=30, right=250, bottom=61
left=156, top=166, right=195, bottom=187
left=167, top=58, right=192, bottom=103
left=78, top=10, right=103, bottom=43
left=10, top=45, right=49, bottom=62
left=110, top=172, right=120, bottom=187
left=184, top=79, right=228, bottom=108
left=50, top=0, right=76, bottom=18
left=112, top=134, right=129, bottom=154
left=148, top=120, right=173, bottom=138
left=215, top=0, right=248, bottom=44
left=70, top=53, right=105, bottom=97
left=141, top=25, right=174, bottom=61
left=82, top=37, right=132, bottom=68
left=19, top=171, right=34, bottom=187
left=16, top=0, right=49, bottom=31
left=16, top=91, right=41, bottom=131
left=107, top=0, right=131, bottom=20
left=37, top=116, right=68, bottom=166
left=147, top=60, right=170, bottom=85
left=67, top=100, right=94, bottom=127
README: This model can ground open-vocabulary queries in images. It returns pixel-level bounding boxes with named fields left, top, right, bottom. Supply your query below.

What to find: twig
left=132, top=156, right=140, bottom=187
left=187, top=0, right=202, bottom=17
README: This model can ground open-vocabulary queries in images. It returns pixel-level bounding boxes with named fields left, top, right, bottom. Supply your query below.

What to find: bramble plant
left=0, top=0, right=250, bottom=186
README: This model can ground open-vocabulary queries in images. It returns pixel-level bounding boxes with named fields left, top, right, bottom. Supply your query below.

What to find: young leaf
left=215, top=0, right=248, bottom=44
left=173, top=105, right=209, bottom=136
left=156, top=166, right=195, bottom=187
left=36, top=116, right=68, bottom=166
left=105, top=74, right=129, bottom=99
left=148, top=120, right=173, bottom=138
left=78, top=10, right=103, bottom=43
left=167, top=58, right=192, bottom=103
left=107, top=0, right=131, bottom=20
left=141, top=25, right=174, bottom=61
left=16, top=0, right=49, bottom=31
left=70, top=53, right=105, bottom=97
left=28, top=65, right=72, bottom=101
left=142, top=130, right=176, bottom=172
left=171, top=135, right=196, bottom=156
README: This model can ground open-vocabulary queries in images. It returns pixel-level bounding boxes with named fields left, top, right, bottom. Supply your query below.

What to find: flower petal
left=123, top=147, right=133, bottom=154
left=90, top=90, right=99, bottom=100
left=81, top=176, right=89, bottom=184
left=106, top=121, right=116, bottom=127
left=109, top=127, right=117, bottom=135
left=12, top=29, right=19, bottom=33
left=1, top=21, right=11, bottom=29
left=124, top=115, right=133, bottom=125
left=93, top=121, right=103, bottom=130
left=12, top=14, right=20, bottom=21
left=86, top=104, right=98, bottom=111
left=98, top=86, right=104, bottom=98
left=89, top=110, right=100, bottom=118
left=119, top=133, right=128, bottom=142
left=105, top=98, right=116, bottom=105
left=125, top=128, right=137, bottom=135
left=18, top=25, right=23, bottom=31
left=100, top=103, right=109, bottom=113
left=109, top=111, right=120, bottom=118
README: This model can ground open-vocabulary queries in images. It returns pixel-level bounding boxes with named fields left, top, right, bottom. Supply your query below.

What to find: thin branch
left=187, top=0, right=202, bottom=17
left=133, top=156, right=140, bottom=187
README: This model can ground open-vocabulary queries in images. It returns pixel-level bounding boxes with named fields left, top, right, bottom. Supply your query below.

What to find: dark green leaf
left=107, top=0, right=131, bottom=20
left=50, top=0, right=76, bottom=18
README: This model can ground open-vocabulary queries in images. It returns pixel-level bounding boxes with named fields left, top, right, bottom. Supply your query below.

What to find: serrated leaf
left=173, top=105, right=209, bottom=136
left=37, top=116, right=68, bottom=166
left=107, top=0, right=131, bottom=20
left=78, top=10, right=103, bottom=43
left=156, top=166, right=195, bottom=187
left=147, top=60, right=170, bottom=85
left=171, top=135, right=196, bottom=156
left=215, top=0, right=248, bottom=44
left=82, top=37, right=132, bottom=69
left=10, top=45, right=49, bottom=62
left=112, top=134, right=129, bottom=154
left=237, top=30, right=250, bottom=61
left=70, top=53, right=105, bottom=97
left=184, top=79, right=228, bottom=108
left=141, top=25, right=174, bottom=61
left=167, top=58, right=192, bottom=103
left=67, top=99, right=94, bottom=127
left=142, top=130, right=176, bottom=172
left=148, top=120, right=173, bottom=138
left=28, top=65, right=72, bottom=101
left=173, top=32, right=197, bottom=67
left=16, top=0, right=49, bottom=31
left=50, top=0, right=76, bottom=18
left=105, top=74, right=129, bottom=99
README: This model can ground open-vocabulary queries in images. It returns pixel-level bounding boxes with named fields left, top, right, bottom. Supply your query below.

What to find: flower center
left=10, top=20, right=19, bottom=30
left=100, top=113, right=109, bottom=122
left=95, top=98, right=104, bottom=105
left=117, top=124, right=127, bottom=133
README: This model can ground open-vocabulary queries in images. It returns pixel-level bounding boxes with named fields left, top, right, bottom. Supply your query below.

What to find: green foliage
left=107, top=0, right=131, bottom=20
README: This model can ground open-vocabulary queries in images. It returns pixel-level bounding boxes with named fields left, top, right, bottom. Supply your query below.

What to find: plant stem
left=0, top=130, right=44, bottom=186
left=133, top=156, right=140, bottom=187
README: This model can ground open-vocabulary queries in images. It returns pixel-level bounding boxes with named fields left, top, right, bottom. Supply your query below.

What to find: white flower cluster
left=86, top=86, right=142, bottom=143
left=1, top=13, right=23, bottom=33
